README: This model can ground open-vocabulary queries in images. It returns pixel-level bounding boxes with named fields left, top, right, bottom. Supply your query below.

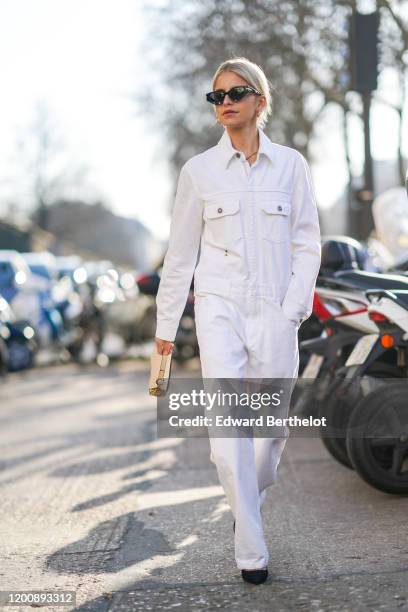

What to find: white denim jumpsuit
left=155, top=126, right=321, bottom=570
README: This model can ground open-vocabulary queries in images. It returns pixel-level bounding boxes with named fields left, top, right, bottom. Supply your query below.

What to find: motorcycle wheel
left=346, top=382, right=408, bottom=495
left=319, top=363, right=404, bottom=470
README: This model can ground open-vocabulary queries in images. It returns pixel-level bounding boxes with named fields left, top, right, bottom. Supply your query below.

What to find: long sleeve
left=155, top=162, right=203, bottom=342
left=281, top=152, right=322, bottom=324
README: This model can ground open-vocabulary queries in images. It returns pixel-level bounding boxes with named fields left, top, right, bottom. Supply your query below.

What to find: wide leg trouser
left=194, top=291, right=299, bottom=570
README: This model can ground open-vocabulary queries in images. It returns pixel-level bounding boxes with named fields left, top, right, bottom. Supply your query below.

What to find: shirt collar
left=216, top=126, right=275, bottom=169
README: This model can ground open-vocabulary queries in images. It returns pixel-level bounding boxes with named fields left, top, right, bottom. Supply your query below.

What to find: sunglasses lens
left=229, top=86, right=247, bottom=101
left=207, top=91, right=224, bottom=105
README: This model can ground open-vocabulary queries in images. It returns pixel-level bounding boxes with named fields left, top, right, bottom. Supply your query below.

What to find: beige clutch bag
left=149, top=346, right=173, bottom=397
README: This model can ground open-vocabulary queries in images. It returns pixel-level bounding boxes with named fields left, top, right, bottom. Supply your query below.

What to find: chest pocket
left=203, top=199, right=242, bottom=245
left=259, top=192, right=292, bottom=243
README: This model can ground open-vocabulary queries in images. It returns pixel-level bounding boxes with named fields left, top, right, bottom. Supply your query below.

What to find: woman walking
left=154, top=57, right=321, bottom=584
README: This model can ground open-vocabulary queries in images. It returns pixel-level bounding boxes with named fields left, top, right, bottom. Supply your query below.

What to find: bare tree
left=13, top=100, right=90, bottom=229
left=137, top=0, right=408, bottom=188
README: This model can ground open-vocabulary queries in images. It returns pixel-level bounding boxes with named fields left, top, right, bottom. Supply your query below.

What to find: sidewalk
left=0, top=360, right=407, bottom=611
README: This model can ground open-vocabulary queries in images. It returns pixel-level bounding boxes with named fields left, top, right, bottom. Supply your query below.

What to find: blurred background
left=1, top=0, right=408, bottom=373
left=2, top=4, right=408, bottom=600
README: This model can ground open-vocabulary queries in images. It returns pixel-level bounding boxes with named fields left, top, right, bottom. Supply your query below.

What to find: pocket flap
left=261, top=201, right=291, bottom=215
left=204, top=199, right=240, bottom=219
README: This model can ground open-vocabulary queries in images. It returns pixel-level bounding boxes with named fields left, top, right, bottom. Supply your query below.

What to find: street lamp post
left=348, top=9, right=379, bottom=240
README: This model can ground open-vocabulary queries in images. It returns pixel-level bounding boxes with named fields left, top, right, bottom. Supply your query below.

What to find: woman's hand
left=155, top=337, right=174, bottom=356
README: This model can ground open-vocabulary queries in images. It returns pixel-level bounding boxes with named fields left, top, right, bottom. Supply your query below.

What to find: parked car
left=0, top=293, right=37, bottom=372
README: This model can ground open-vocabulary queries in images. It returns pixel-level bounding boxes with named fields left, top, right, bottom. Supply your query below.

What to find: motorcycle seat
left=387, top=290, right=408, bottom=309
left=326, top=270, right=408, bottom=292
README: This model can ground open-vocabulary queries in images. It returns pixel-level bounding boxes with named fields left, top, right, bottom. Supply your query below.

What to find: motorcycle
left=344, top=288, right=408, bottom=494
left=294, top=237, right=408, bottom=419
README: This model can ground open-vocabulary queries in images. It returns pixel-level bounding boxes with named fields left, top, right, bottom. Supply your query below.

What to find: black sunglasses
left=206, top=85, right=261, bottom=105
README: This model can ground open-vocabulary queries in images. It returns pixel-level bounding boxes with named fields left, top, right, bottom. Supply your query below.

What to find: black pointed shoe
left=241, top=567, right=268, bottom=584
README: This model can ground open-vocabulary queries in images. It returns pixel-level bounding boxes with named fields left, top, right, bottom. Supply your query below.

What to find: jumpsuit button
left=218, top=207, right=223, bottom=213
left=277, top=205, right=282, bottom=211
left=235, top=152, right=240, bottom=159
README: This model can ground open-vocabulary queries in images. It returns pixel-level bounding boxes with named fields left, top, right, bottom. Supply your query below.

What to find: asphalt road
left=0, top=358, right=407, bottom=611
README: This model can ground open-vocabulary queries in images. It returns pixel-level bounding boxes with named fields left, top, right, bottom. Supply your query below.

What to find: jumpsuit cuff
left=236, top=556, right=269, bottom=571
left=281, top=296, right=308, bottom=326
left=155, top=322, right=177, bottom=343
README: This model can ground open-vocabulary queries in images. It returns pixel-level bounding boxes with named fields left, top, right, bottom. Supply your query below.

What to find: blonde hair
left=211, top=57, right=273, bottom=129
